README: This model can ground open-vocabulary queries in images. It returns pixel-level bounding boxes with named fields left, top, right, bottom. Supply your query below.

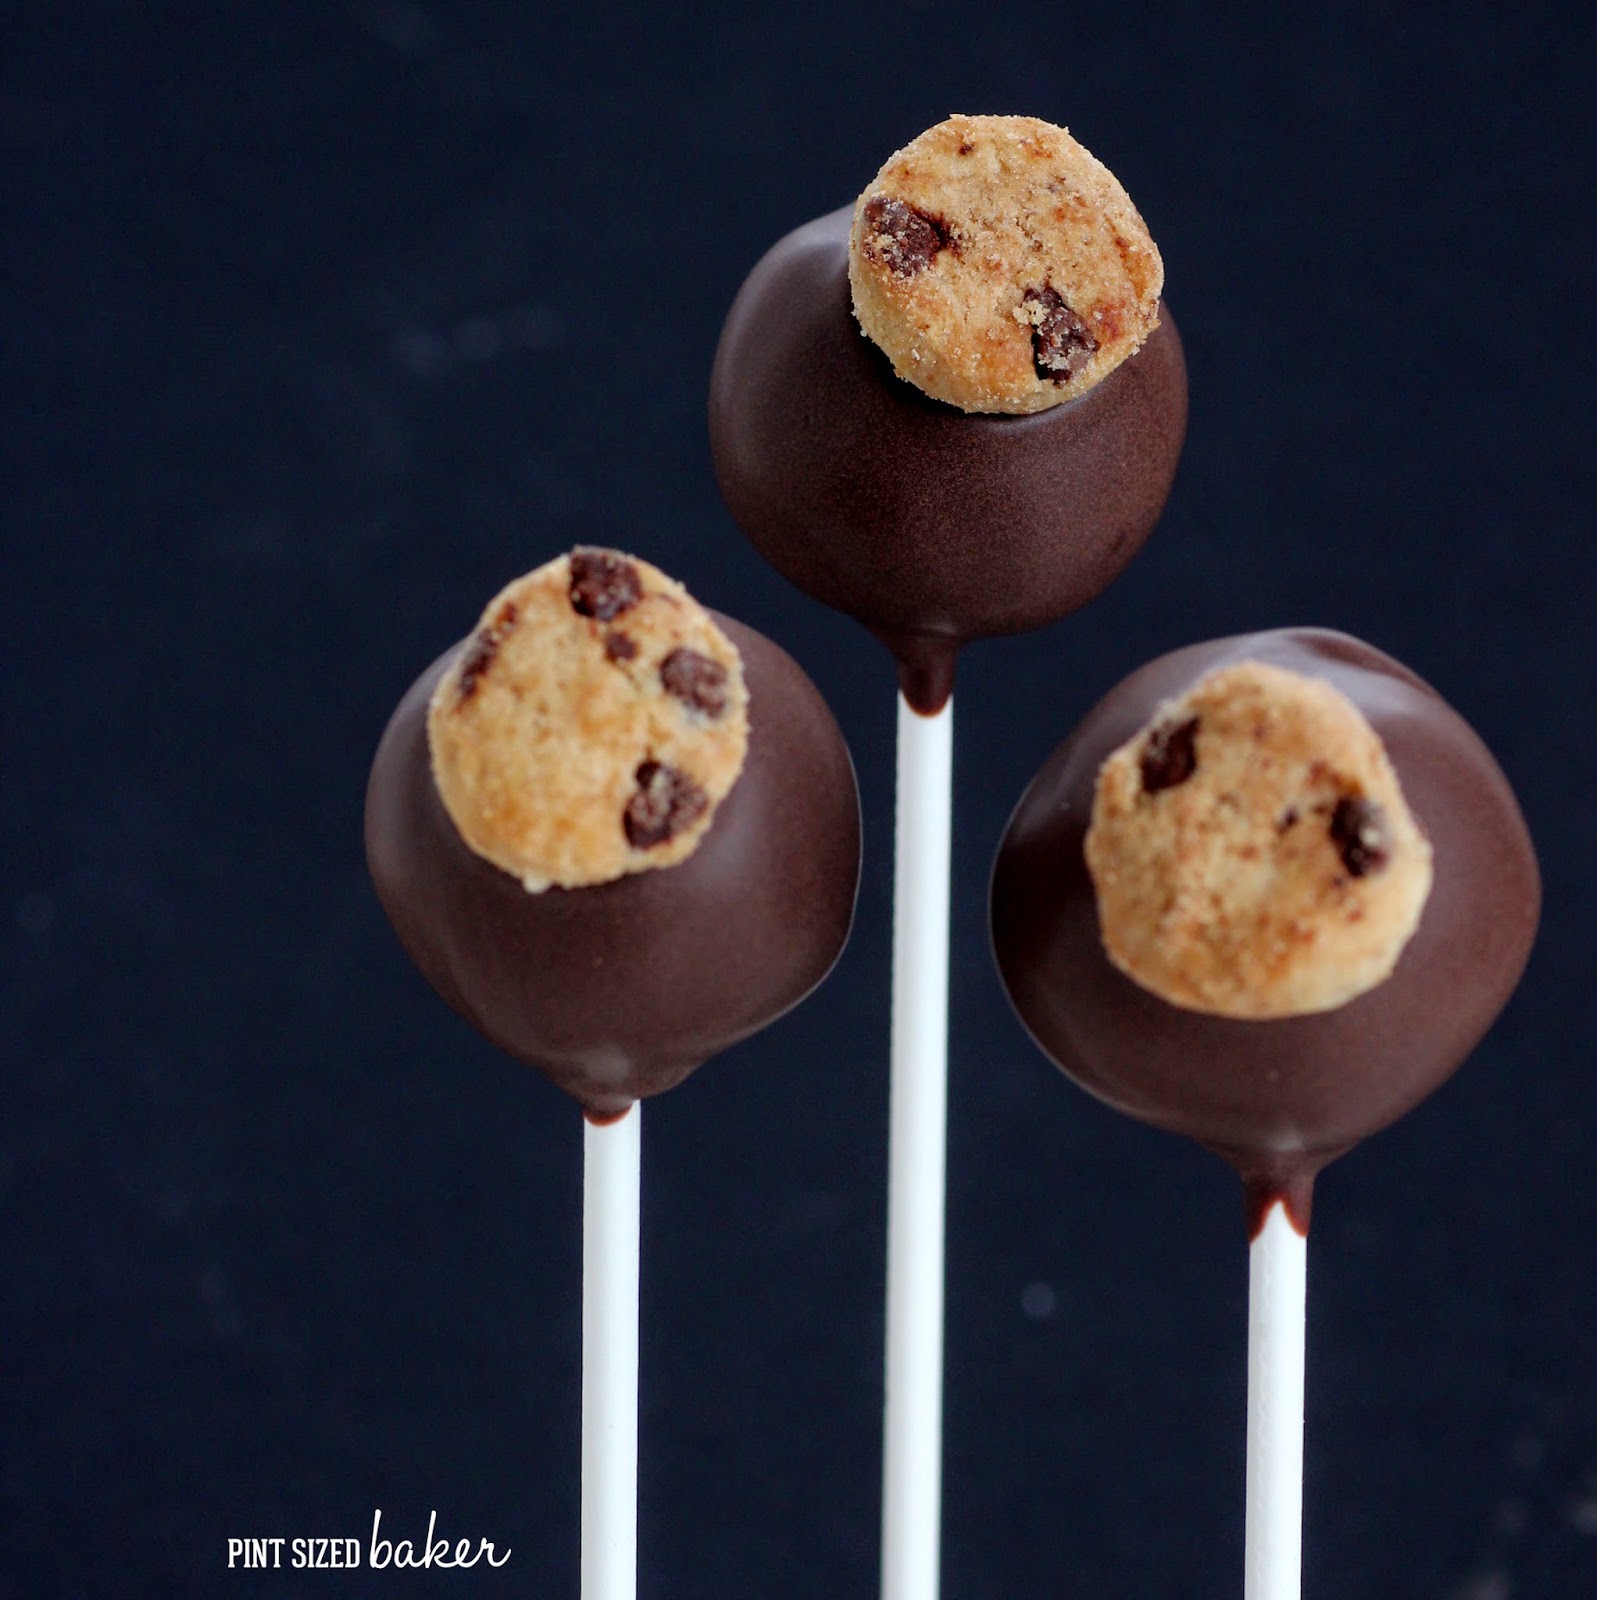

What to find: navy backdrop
left=5, top=3, right=1594, bottom=1597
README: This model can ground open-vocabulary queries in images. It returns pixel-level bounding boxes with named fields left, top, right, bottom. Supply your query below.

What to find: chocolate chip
left=1277, top=806, right=1301, bottom=833
left=1329, top=796, right=1391, bottom=877
left=861, top=195, right=952, bottom=276
left=1140, top=715, right=1199, bottom=793
left=659, top=648, right=729, bottom=718
left=624, top=761, right=708, bottom=850
left=455, top=602, right=518, bottom=704
left=604, top=631, right=638, bottom=663
left=1022, top=285, right=1099, bottom=383
left=569, top=549, right=642, bottom=621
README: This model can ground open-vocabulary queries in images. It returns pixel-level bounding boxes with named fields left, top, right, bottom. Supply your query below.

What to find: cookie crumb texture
left=848, top=114, right=1163, bottom=414
left=427, top=550, right=749, bottom=892
left=1085, top=662, right=1433, bottom=1018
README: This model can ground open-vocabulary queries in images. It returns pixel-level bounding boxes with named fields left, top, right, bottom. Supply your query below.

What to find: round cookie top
left=848, top=113, right=1164, bottom=415
left=427, top=549, right=749, bottom=893
left=1085, top=661, right=1433, bottom=1018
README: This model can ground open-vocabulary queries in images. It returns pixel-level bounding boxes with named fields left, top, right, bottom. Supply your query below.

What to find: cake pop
left=365, top=549, right=861, bottom=1600
left=990, top=627, right=1539, bottom=1221
left=710, top=113, right=1188, bottom=711
left=710, top=112, right=1190, bottom=1600
left=366, top=547, right=862, bottom=1118
left=990, top=627, right=1538, bottom=1600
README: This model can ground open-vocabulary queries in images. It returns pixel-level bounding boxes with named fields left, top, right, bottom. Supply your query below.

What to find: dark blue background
left=5, top=3, right=1594, bottom=1596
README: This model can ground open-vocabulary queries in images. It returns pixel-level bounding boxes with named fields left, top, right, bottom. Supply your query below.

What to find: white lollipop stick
left=881, top=693, right=954, bottom=1600
left=1244, top=1197, right=1308, bottom=1600
left=582, top=1104, right=641, bottom=1600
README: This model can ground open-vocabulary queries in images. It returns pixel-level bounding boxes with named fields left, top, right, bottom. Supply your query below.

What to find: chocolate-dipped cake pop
left=710, top=113, right=1189, bottom=710
left=366, top=549, right=862, bottom=1118
left=990, top=628, right=1539, bottom=1224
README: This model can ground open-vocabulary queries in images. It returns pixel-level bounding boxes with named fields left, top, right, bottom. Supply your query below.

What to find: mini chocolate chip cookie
left=848, top=113, right=1164, bottom=415
left=428, top=549, right=749, bottom=891
left=1085, top=662, right=1433, bottom=1017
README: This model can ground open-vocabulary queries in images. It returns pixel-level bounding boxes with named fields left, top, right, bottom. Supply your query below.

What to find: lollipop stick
left=582, top=1104, right=641, bottom=1600
left=881, top=693, right=953, bottom=1600
left=1244, top=1197, right=1307, bottom=1600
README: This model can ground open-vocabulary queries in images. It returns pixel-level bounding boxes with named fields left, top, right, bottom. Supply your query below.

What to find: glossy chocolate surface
left=990, top=629, right=1540, bottom=1227
left=709, top=207, right=1189, bottom=711
left=366, top=616, right=861, bottom=1117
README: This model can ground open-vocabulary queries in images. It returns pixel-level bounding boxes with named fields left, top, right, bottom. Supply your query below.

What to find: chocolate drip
left=871, top=628, right=961, bottom=716
left=1242, top=1171, right=1317, bottom=1241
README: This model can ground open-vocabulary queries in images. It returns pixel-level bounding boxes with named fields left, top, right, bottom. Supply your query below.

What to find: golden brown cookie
left=1084, top=662, right=1433, bottom=1018
left=848, top=113, right=1164, bottom=415
left=427, top=549, right=749, bottom=892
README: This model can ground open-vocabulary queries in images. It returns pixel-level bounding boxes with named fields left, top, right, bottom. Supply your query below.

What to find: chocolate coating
left=366, top=616, right=862, bottom=1117
left=990, top=630, right=1540, bottom=1228
left=709, top=207, right=1189, bottom=711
